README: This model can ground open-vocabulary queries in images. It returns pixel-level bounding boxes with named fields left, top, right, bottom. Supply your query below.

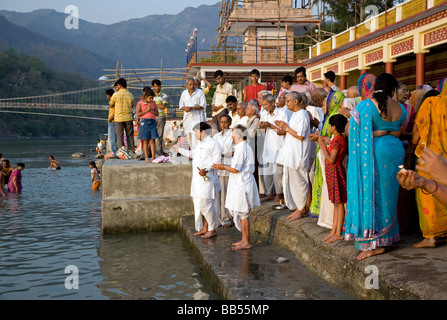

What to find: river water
left=0, top=138, right=215, bottom=300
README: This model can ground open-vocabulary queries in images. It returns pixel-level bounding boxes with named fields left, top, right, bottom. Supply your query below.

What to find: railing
left=0, top=102, right=108, bottom=111
left=188, top=44, right=309, bottom=66
left=310, top=0, right=446, bottom=58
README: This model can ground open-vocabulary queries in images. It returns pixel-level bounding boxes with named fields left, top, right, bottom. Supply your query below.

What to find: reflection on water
left=98, top=233, right=212, bottom=300
left=0, top=139, right=214, bottom=300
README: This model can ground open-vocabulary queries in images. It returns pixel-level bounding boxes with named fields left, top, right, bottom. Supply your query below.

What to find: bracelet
left=421, top=180, right=439, bottom=196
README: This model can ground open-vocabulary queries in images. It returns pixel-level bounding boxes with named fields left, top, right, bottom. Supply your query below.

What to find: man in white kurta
left=259, top=93, right=288, bottom=202
left=179, top=78, right=207, bottom=150
left=213, top=115, right=234, bottom=227
left=175, top=122, right=221, bottom=238
left=276, top=92, right=311, bottom=221
left=212, top=126, right=260, bottom=250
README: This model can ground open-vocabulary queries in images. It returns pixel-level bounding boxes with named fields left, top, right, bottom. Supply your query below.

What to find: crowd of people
left=169, top=67, right=447, bottom=260
left=99, top=67, right=446, bottom=258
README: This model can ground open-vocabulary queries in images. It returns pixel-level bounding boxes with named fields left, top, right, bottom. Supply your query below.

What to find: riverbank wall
left=101, top=159, right=447, bottom=300
left=101, top=158, right=193, bottom=233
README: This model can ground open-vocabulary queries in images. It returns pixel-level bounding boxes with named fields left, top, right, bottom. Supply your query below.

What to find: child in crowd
left=318, top=114, right=348, bottom=243
left=7, top=163, right=25, bottom=193
left=212, top=125, right=260, bottom=250
left=89, top=161, right=101, bottom=191
left=48, top=155, right=61, bottom=170
left=136, top=88, right=159, bottom=162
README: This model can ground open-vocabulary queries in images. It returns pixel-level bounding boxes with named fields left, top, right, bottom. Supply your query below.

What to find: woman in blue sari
left=345, top=73, right=407, bottom=261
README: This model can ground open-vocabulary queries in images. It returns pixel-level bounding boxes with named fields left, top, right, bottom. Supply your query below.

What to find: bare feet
left=273, top=194, right=282, bottom=203
left=194, top=230, right=207, bottom=236
left=326, top=234, right=343, bottom=243
left=413, top=238, right=436, bottom=248
left=286, top=208, right=308, bottom=221
left=322, top=232, right=335, bottom=242
left=201, top=230, right=217, bottom=239
left=261, top=192, right=274, bottom=202
left=232, top=242, right=252, bottom=250
left=357, top=247, right=385, bottom=261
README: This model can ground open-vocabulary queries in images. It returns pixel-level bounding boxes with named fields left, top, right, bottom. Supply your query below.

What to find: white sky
left=0, top=0, right=221, bottom=24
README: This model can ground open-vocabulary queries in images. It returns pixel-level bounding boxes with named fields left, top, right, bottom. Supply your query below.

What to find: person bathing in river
left=7, top=163, right=25, bottom=193
left=1, top=160, right=14, bottom=196
left=48, top=155, right=61, bottom=170
left=89, top=161, right=101, bottom=191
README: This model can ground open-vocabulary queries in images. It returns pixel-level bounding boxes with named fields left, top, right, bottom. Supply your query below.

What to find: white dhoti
left=283, top=166, right=309, bottom=211
left=193, top=197, right=219, bottom=232
left=218, top=176, right=233, bottom=226
left=187, top=132, right=198, bottom=150
left=229, top=210, right=250, bottom=232
left=261, top=162, right=283, bottom=195
left=316, top=149, right=334, bottom=229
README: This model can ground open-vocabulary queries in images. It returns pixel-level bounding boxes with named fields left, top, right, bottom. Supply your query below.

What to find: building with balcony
left=185, top=0, right=447, bottom=100
left=185, top=0, right=318, bottom=100
left=306, top=0, right=447, bottom=91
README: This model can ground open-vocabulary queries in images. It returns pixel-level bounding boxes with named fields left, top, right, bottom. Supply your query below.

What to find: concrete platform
left=179, top=203, right=447, bottom=300
left=101, top=158, right=194, bottom=233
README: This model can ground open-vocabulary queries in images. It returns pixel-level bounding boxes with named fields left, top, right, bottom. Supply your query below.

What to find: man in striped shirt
left=211, top=70, right=233, bottom=131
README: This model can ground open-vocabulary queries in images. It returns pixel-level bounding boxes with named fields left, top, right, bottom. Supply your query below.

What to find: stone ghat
left=101, top=159, right=447, bottom=300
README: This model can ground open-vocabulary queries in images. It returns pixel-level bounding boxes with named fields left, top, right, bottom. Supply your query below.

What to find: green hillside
left=0, top=48, right=108, bottom=138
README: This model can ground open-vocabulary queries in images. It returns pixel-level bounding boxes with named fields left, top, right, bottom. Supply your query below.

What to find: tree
left=316, top=0, right=396, bottom=34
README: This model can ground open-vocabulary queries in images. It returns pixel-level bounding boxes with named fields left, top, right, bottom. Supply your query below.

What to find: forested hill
left=0, top=49, right=108, bottom=138
left=0, top=4, right=220, bottom=73
left=0, top=15, right=114, bottom=79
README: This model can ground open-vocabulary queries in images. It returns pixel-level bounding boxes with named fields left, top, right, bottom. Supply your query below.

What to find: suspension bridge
left=0, top=85, right=187, bottom=120
left=0, top=64, right=199, bottom=121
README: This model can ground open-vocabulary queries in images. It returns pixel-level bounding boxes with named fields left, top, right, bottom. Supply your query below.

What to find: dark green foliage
left=0, top=48, right=108, bottom=138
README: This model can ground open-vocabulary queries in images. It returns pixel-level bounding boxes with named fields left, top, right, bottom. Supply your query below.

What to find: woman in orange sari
left=411, top=86, right=447, bottom=248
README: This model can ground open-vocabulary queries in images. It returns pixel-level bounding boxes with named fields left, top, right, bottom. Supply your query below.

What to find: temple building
left=184, top=0, right=447, bottom=100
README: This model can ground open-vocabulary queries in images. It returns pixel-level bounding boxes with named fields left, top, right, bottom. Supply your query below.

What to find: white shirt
left=260, top=107, right=288, bottom=163
left=306, top=105, right=323, bottom=159
left=179, top=135, right=221, bottom=199
left=306, top=105, right=324, bottom=132
left=237, top=116, right=249, bottom=127
left=225, top=141, right=260, bottom=213
left=229, top=112, right=240, bottom=129
left=279, top=106, right=293, bottom=121
left=179, top=88, right=207, bottom=134
left=276, top=109, right=311, bottom=171
left=213, top=129, right=233, bottom=177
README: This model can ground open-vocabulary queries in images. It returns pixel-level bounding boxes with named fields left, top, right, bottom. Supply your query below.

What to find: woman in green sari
left=309, top=89, right=344, bottom=219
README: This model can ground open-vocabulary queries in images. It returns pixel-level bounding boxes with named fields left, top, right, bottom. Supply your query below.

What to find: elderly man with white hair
left=276, top=90, right=292, bottom=121
left=275, top=91, right=311, bottom=220
left=179, top=77, right=207, bottom=149
left=245, top=99, right=262, bottom=191
left=259, top=93, right=288, bottom=203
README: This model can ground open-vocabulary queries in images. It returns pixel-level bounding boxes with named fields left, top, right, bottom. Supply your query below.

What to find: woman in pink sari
left=7, top=163, right=25, bottom=193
